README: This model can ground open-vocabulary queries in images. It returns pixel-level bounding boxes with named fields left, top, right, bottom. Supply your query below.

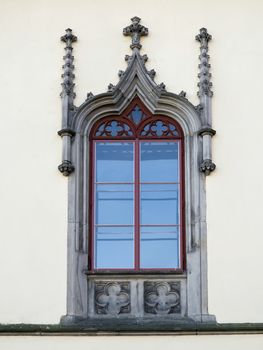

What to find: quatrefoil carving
left=95, top=282, right=130, bottom=315
left=144, top=281, right=180, bottom=315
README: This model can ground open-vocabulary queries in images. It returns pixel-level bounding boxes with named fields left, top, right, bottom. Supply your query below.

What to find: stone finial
left=61, top=28, right=77, bottom=44
left=157, top=82, right=166, bottom=92
left=196, top=28, right=213, bottom=98
left=86, top=92, right=94, bottom=100
left=179, top=90, right=187, bottom=98
left=195, top=27, right=212, bottom=43
left=60, top=28, right=77, bottom=99
left=107, top=83, right=116, bottom=92
left=123, top=16, right=148, bottom=50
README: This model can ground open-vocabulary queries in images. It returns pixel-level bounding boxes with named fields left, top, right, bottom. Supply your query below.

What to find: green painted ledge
left=0, top=322, right=263, bottom=336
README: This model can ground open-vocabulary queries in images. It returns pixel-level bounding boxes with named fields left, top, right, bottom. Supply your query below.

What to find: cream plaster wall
left=0, top=335, right=263, bottom=350
left=0, top=0, right=263, bottom=324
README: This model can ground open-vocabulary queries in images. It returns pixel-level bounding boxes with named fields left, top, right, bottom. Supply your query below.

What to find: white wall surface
left=0, top=0, right=263, bottom=324
left=0, top=335, right=263, bottom=350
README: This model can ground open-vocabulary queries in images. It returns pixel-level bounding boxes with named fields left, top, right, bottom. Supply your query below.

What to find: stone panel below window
left=87, top=275, right=186, bottom=319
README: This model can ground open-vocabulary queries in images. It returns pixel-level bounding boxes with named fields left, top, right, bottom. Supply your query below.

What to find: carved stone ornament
left=144, top=282, right=181, bottom=315
left=179, top=90, right=187, bottom=98
left=199, top=159, right=216, bottom=175
left=107, top=83, right=116, bottom=92
left=95, top=282, right=130, bottom=315
left=157, top=82, right=166, bottom=92
left=58, top=160, right=74, bottom=176
left=123, top=16, right=148, bottom=50
left=60, top=28, right=77, bottom=99
left=195, top=103, right=204, bottom=115
left=86, top=92, right=94, bottom=100
left=196, top=28, right=213, bottom=98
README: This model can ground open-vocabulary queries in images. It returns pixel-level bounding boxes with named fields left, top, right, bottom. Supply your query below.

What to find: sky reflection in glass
left=140, top=184, right=179, bottom=225
left=95, top=226, right=134, bottom=268
left=96, top=184, right=134, bottom=225
left=94, top=140, right=180, bottom=269
left=140, top=142, right=179, bottom=182
left=140, top=226, right=179, bottom=268
left=96, top=142, right=134, bottom=182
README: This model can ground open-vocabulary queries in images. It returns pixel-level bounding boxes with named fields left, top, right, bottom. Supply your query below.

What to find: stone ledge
left=0, top=322, right=263, bottom=335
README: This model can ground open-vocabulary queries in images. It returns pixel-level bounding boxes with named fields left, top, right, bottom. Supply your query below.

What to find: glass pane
left=96, top=142, right=134, bottom=182
left=140, top=226, right=179, bottom=268
left=95, top=226, right=134, bottom=268
left=140, top=142, right=179, bottom=182
left=140, top=184, right=179, bottom=225
left=140, top=121, right=179, bottom=137
left=95, top=120, right=134, bottom=137
left=129, top=105, right=144, bottom=124
left=95, top=184, right=134, bottom=225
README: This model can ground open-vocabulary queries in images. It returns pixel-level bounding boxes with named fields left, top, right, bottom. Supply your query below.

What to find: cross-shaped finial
left=123, top=16, right=148, bottom=50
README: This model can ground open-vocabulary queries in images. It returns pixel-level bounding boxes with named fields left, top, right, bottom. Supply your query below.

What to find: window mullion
left=134, top=139, right=140, bottom=270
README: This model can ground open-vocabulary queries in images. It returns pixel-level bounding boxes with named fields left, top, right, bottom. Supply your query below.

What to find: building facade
left=0, top=0, right=263, bottom=348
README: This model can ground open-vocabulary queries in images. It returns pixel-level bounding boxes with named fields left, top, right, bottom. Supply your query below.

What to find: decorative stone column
left=58, top=28, right=77, bottom=176
left=196, top=28, right=216, bottom=175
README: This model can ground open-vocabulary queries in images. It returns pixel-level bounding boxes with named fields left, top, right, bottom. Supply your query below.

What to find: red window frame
left=89, top=98, right=185, bottom=272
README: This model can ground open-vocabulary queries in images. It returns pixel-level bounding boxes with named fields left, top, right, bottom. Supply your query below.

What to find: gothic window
left=89, top=102, right=185, bottom=271
left=58, top=20, right=216, bottom=326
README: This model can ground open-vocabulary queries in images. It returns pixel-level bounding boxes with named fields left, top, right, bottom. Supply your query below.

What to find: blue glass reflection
left=96, top=184, right=134, bottom=225
left=140, top=142, right=179, bottom=182
left=140, top=226, right=179, bottom=268
left=95, top=226, right=134, bottom=268
left=140, top=184, right=179, bottom=225
left=96, top=142, right=134, bottom=182
left=130, top=105, right=143, bottom=124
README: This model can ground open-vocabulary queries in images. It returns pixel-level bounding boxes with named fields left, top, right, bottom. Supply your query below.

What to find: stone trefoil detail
left=196, top=28, right=216, bottom=175
left=123, top=16, right=148, bottom=50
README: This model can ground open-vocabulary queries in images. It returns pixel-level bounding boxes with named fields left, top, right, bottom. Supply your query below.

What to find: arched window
left=89, top=100, right=185, bottom=270
left=59, top=21, right=217, bottom=325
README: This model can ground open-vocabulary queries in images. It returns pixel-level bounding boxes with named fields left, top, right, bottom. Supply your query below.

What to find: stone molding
left=4, top=322, right=263, bottom=334
left=198, top=126, right=216, bottom=137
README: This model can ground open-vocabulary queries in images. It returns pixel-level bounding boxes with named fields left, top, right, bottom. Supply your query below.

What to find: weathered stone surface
left=144, top=282, right=181, bottom=315
left=95, top=282, right=130, bottom=315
